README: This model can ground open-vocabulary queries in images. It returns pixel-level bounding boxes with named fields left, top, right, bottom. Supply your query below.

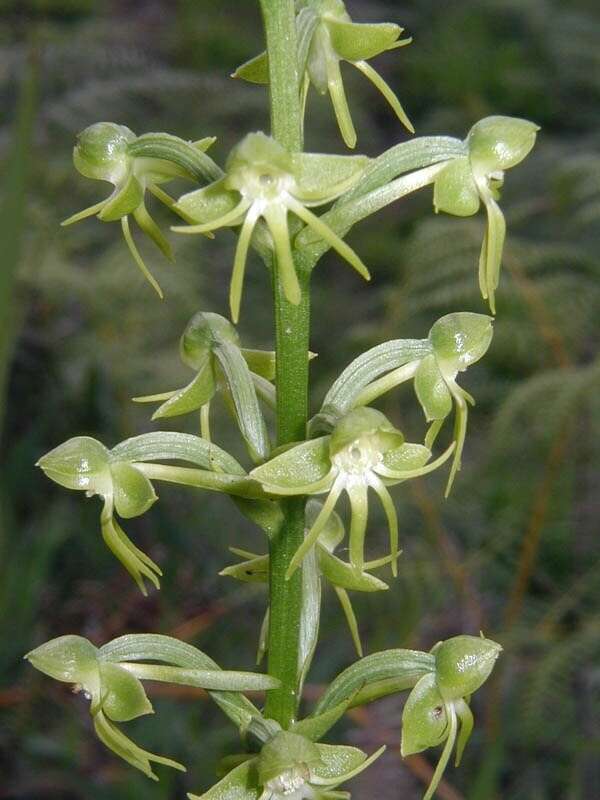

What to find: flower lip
left=332, top=434, right=384, bottom=476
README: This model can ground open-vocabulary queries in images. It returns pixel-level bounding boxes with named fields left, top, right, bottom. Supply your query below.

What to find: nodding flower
left=401, top=635, right=502, bottom=800
left=172, top=132, right=371, bottom=322
left=235, top=0, right=414, bottom=148
left=251, top=407, right=455, bottom=579
left=433, top=116, right=539, bottom=312
left=36, top=436, right=161, bottom=593
left=62, top=122, right=220, bottom=297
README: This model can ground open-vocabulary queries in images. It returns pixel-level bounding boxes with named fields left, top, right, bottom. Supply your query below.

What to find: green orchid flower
left=62, top=122, right=220, bottom=297
left=172, top=132, right=370, bottom=321
left=251, top=407, right=455, bottom=579
left=401, top=635, right=502, bottom=800
left=133, top=311, right=273, bottom=462
left=189, top=730, right=385, bottom=800
left=36, top=436, right=161, bottom=593
left=235, top=0, right=413, bottom=148
left=433, top=116, right=539, bottom=311
left=221, top=501, right=400, bottom=657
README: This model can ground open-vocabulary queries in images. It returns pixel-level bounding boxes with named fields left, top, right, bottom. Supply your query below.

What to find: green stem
left=260, top=0, right=308, bottom=728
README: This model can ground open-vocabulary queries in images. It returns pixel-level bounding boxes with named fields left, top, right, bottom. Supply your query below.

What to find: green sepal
left=318, top=548, right=388, bottom=592
left=258, top=731, right=322, bottom=786
left=312, top=743, right=384, bottom=786
left=109, top=461, right=157, bottom=519
left=36, top=436, right=111, bottom=493
left=381, top=442, right=432, bottom=472
left=188, top=758, right=259, bottom=800
left=316, top=649, right=436, bottom=714
left=434, top=635, right=502, bottom=701
left=73, top=122, right=135, bottom=182
left=25, top=635, right=99, bottom=685
left=467, top=115, right=539, bottom=174
left=98, top=172, right=144, bottom=221
left=329, top=407, right=404, bottom=456
left=251, top=437, right=332, bottom=494
left=98, top=662, right=153, bottom=722
left=291, top=152, right=370, bottom=204
left=400, top=673, right=448, bottom=756
left=433, top=157, right=480, bottom=217
left=233, top=51, right=270, bottom=84
left=429, top=312, right=494, bottom=375
left=180, top=311, right=240, bottom=369
left=327, top=19, right=403, bottom=61
left=175, top=178, right=240, bottom=226
left=414, top=355, right=453, bottom=421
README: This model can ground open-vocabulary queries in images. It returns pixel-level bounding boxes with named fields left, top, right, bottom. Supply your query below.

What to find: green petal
left=368, top=474, right=399, bottom=577
left=61, top=198, right=108, bottom=226
left=174, top=178, right=241, bottom=225
left=381, top=442, right=431, bottom=473
left=480, top=195, right=506, bottom=313
left=250, top=437, right=333, bottom=494
left=414, top=354, right=453, bottom=422
left=433, top=157, right=480, bottom=217
left=149, top=360, right=216, bottom=420
left=132, top=203, right=173, bottom=261
left=325, top=52, right=357, bottom=149
left=233, top=51, right=269, bottom=84
left=312, top=744, right=385, bottom=787
left=263, top=203, right=302, bottom=306
left=120, top=216, right=164, bottom=298
left=99, top=662, right=153, bottom=722
left=334, top=586, right=363, bottom=657
left=98, top=172, right=144, bottom=221
left=352, top=59, right=414, bottom=134
left=173, top=197, right=250, bottom=235
left=286, top=195, right=370, bottom=280
left=328, top=19, right=403, bottom=61
left=101, top=510, right=162, bottom=595
left=229, top=200, right=259, bottom=322
left=375, top=441, right=455, bottom=484
left=109, top=461, right=157, bottom=519
left=454, top=699, right=474, bottom=767
left=444, top=382, right=468, bottom=497
left=286, top=474, right=345, bottom=579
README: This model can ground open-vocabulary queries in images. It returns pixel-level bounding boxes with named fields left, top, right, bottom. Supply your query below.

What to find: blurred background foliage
left=1, top=1, right=599, bottom=798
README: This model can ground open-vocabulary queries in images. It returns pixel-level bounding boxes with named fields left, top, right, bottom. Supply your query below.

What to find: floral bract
left=173, top=132, right=370, bottom=321
left=251, top=407, right=455, bottom=578
left=62, top=122, right=219, bottom=297
left=433, top=116, right=539, bottom=311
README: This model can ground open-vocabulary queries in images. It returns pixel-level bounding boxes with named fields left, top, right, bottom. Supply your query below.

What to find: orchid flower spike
left=221, top=501, right=400, bottom=658
left=414, top=312, right=494, bottom=495
left=189, top=730, right=384, bottom=800
left=401, top=635, right=502, bottom=800
left=36, top=437, right=161, bottom=593
left=172, top=132, right=370, bottom=321
left=62, top=122, right=220, bottom=297
left=251, top=407, right=455, bottom=579
left=26, top=636, right=185, bottom=780
left=235, top=0, right=414, bottom=148
left=133, top=311, right=273, bottom=462
left=433, top=116, right=539, bottom=311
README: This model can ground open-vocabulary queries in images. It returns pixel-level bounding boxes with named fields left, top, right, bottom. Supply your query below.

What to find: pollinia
left=27, top=1, right=538, bottom=797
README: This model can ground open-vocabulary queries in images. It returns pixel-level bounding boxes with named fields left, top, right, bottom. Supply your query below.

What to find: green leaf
left=414, top=354, right=453, bottom=422
left=328, top=20, right=402, bottom=61
left=433, top=157, right=480, bottom=217
left=109, top=461, right=157, bottom=519
left=251, top=437, right=332, bottom=494
left=37, top=436, right=111, bottom=493
left=214, top=340, right=270, bottom=462
left=111, top=432, right=245, bottom=475
left=189, top=758, right=259, bottom=800
left=316, top=649, right=436, bottom=713
left=233, top=51, right=270, bottom=84
left=98, top=172, right=144, bottom=221
left=99, top=662, right=153, bottom=722
left=401, top=673, right=448, bottom=756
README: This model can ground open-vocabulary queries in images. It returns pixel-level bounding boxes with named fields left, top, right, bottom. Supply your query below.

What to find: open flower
left=189, top=730, right=384, bottom=800
left=433, top=116, right=539, bottom=311
left=251, top=407, right=455, bottom=578
left=173, top=132, right=370, bottom=321
left=401, top=635, right=502, bottom=800
left=62, top=122, right=219, bottom=297
left=26, top=635, right=185, bottom=780
left=36, top=436, right=161, bottom=593
left=221, top=501, right=399, bottom=657
left=133, top=311, right=273, bottom=462
left=235, top=0, right=413, bottom=148
left=413, top=312, right=494, bottom=495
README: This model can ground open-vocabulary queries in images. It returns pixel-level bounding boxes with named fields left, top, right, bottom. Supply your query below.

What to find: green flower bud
left=434, top=635, right=502, bottom=701
left=36, top=436, right=111, bottom=493
left=401, top=673, right=448, bottom=756
left=429, top=312, right=494, bottom=375
left=73, top=122, right=135, bottom=183
left=468, top=115, right=540, bottom=174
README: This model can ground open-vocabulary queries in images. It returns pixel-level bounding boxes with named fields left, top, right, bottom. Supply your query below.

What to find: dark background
left=1, top=1, right=599, bottom=798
